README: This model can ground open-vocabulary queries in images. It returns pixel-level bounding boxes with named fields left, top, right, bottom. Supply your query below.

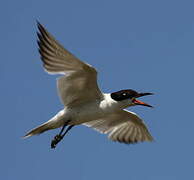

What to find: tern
left=24, top=22, right=154, bottom=148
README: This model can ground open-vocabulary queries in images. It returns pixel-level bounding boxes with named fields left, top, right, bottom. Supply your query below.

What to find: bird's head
left=110, top=89, right=153, bottom=108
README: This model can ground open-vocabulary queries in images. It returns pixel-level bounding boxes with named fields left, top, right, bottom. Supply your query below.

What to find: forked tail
left=23, top=110, right=67, bottom=138
left=23, top=121, right=52, bottom=138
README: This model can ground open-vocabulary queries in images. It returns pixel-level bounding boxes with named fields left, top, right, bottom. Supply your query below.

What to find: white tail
left=23, top=110, right=66, bottom=138
left=23, top=121, right=52, bottom=138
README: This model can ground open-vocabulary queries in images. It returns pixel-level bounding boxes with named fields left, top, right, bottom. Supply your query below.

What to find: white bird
left=24, top=22, right=154, bottom=148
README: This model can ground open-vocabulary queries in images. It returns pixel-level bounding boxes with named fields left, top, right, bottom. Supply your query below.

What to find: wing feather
left=84, top=110, right=153, bottom=144
left=37, top=22, right=102, bottom=106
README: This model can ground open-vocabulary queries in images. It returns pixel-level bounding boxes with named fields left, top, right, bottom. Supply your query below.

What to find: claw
left=55, top=134, right=62, bottom=141
left=51, top=140, right=56, bottom=149
left=51, top=134, right=63, bottom=149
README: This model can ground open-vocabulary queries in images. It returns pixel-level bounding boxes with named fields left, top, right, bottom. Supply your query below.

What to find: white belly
left=63, top=94, right=123, bottom=125
left=66, top=106, right=104, bottom=125
left=66, top=101, right=116, bottom=125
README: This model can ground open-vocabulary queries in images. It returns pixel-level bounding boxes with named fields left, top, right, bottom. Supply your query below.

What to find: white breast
left=66, top=94, right=110, bottom=124
left=66, top=93, right=132, bottom=125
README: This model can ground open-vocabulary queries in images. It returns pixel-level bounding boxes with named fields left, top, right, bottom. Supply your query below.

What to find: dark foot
left=51, top=134, right=63, bottom=149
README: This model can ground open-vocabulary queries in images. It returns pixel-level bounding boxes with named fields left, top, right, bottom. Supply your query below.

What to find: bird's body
left=47, top=93, right=132, bottom=127
left=24, top=22, right=154, bottom=147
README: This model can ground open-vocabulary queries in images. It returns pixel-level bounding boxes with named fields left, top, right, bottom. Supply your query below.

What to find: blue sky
left=1, top=0, right=194, bottom=179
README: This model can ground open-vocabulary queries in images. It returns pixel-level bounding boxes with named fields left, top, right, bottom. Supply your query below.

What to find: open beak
left=132, top=92, right=153, bottom=108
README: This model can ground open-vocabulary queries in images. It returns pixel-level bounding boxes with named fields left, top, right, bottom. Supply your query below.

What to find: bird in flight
left=24, top=22, right=154, bottom=149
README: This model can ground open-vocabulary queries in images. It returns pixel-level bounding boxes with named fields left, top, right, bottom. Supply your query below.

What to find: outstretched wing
left=37, top=22, right=103, bottom=107
left=83, top=110, right=153, bottom=144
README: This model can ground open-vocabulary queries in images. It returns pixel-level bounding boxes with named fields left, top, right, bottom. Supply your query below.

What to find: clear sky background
left=1, top=0, right=194, bottom=179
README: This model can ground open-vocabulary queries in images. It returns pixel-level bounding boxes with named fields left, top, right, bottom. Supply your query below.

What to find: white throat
left=100, top=93, right=133, bottom=111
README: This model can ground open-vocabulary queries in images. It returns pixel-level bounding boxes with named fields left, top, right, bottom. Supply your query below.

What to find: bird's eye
left=122, top=93, right=127, bottom=96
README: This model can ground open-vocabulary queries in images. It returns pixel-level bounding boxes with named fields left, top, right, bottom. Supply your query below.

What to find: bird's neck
left=101, top=93, right=132, bottom=111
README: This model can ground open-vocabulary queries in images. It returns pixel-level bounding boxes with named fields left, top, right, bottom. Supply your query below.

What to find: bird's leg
left=61, top=125, right=74, bottom=138
left=51, top=122, right=74, bottom=149
left=51, top=120, right=70, bottom=149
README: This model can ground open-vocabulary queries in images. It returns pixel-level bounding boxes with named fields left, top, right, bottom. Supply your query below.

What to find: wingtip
left=36, top=21, right=45, bottom=33
left=36, top=20, right=41, bottom=27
